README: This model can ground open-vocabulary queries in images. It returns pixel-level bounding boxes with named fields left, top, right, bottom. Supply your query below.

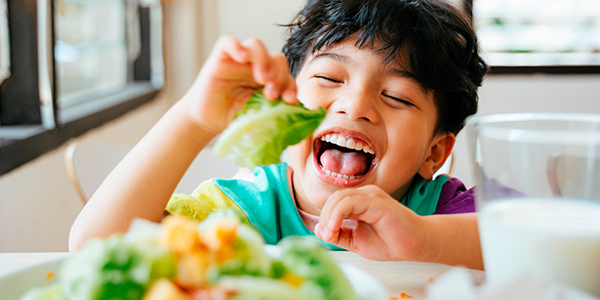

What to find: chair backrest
left=547, top=154, right=600, bottom=200
left=65, top=142, right=239, bottom=204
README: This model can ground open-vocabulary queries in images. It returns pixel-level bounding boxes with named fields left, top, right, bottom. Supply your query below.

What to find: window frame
left=0, top=0, right=163, bottom=175
left=466, top=0, right=600, bottom=74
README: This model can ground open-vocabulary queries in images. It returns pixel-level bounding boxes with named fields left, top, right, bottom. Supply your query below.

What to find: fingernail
left=237, top=49, right=248, bottom=60
left=263, top=83, right=274, bottom=99
left=283, top=90, right=297, bottom=103
left=327, top=219, right=336, bottom=230
left=321, top=227, right=332, bottom=242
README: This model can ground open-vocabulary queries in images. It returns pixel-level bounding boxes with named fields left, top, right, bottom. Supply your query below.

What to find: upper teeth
left=320, top=134, right=374, bottom=154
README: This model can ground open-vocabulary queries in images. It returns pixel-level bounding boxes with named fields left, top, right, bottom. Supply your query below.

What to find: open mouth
left=314, top=133, right=377, bottom=181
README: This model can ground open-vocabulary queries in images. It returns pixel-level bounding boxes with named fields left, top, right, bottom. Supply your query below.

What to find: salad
left=212, top=89, right=326, bottom=168
left=19, top=210, right=358, bottom=300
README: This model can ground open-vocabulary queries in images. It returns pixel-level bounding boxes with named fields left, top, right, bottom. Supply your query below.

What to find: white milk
left=478, top=198, right=600, bottom=296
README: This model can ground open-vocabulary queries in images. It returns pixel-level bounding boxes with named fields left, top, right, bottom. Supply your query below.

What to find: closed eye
left=383, top=94, right=414, bottom=107
left=315, top=75, right=343, bottom=83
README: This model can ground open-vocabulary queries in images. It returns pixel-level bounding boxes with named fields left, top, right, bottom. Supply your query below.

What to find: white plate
left=0, top=249, right=388, bottom=300
left=0, top=257, right=63, bottom=300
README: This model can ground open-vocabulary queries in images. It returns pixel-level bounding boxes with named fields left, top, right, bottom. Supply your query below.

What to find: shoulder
left=434, top=176, right=476, bottom=214
left=212, top=163, right=289, bottom=198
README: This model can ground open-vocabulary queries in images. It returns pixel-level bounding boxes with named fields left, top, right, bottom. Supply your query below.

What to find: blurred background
left=0, top=0, right=599, bottom=252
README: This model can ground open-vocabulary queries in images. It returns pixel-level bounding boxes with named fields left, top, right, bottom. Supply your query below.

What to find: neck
left=289, top=168, right=322, bottom=216
left=390, top=177, right=414, bottom=201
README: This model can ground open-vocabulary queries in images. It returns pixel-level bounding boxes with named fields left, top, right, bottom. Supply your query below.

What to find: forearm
left=418, top=213, right=483, bottom=270
left=69, top=100, right=215, bottom=251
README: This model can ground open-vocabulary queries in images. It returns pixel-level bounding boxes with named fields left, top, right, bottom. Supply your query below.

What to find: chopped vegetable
left=213, top=89, right=326, bottom=168
left=60, top=234, right=176, bottom=300
left=20, top=210, right=359, bottom=300
left=19, top=283, right=64, bottom=300
left=279, top=236, right=359, bottom=300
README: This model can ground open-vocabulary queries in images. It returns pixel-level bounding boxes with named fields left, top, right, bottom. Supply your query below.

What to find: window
left=0, top=0, right=164, bottom=175
left=0, top=0, right=9, bottom=93
left=468, top=0, right=600, bottom=73
left=55, top=0, right=130, bottom=108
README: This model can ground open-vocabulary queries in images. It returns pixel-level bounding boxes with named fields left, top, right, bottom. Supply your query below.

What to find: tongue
left=320, top=149, right=369, bottom=176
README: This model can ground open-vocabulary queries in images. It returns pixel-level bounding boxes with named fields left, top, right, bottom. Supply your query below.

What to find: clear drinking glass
left=466, top=113, right=600, bottom=296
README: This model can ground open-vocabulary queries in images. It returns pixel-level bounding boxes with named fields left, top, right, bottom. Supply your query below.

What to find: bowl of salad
left=5, top=210, right=387, bottom=300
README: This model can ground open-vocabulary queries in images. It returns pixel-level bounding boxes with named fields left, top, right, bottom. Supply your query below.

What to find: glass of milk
left=466, top=113, right=600, bottom=296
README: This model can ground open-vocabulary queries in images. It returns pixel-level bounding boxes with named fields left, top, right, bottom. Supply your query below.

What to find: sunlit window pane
left=0, top=0, right=10, bottom=86
left=473, top=0, right=600, bottom=66
left=54, top=0, right=129, bottom=107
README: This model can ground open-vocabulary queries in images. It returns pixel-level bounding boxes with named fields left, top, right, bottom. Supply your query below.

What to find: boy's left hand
left=315, top=185, right=427, bottom=261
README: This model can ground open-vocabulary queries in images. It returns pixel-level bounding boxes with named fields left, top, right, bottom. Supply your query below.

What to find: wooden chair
left=65, top=142, right=239, bottom=204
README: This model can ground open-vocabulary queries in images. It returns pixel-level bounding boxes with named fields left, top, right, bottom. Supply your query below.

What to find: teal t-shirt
left=167, top=163, right=450, bottom=250
left=216, top=163, right=449, bottom=249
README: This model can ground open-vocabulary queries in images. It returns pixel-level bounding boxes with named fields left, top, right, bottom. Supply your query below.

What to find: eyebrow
left=308, top=51, right=429, bottom=94
left=386, top=67, right=428, bottom=94
left=309, top=52, right=351, bottom=64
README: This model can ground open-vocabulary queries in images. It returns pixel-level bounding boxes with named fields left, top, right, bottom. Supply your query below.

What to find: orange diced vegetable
left=162, top=216, right=203, bottom=253
left=46, top=271, right=55, bottom=281
left=143, top=279, right=191, bottom=300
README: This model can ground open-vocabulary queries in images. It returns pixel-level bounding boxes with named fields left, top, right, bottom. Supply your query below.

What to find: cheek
left=384, top=120, right=431, bottom=168
left=287, top=139, right=312, bottom=171
left=296, top=82, right=330, bottom=110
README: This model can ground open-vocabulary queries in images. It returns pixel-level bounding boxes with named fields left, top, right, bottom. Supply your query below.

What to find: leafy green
left=279, top=237, right=359, bottom=300
left=204, top=222, right=273, bottom=283
left=19, top=283, right=65, bottom=300
left=213, top=89, right=326, bottom=168
left=60, top=235, right=175, bottom=300
left=220, top=276, right=313, bottom=300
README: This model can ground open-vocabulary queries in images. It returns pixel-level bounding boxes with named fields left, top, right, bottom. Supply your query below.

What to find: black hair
left=282, top=0, right=488, bottom=135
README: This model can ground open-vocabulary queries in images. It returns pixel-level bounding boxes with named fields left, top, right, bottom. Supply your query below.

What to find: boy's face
left=287, top=38, right=444, bottom=214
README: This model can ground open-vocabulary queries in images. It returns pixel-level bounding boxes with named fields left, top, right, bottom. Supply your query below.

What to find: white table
left=0, top=252, right=485, bottom=300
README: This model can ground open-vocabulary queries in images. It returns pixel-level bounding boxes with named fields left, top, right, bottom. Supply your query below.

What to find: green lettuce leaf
left=213, top=89, right=326, bottom=168
left=60, top=235, right=176, bottom=300
left=19, top=283, right=65, bottom=300
left=278, top=236, right=359, bottom=300
left=219, top=276, right=313, bottom=300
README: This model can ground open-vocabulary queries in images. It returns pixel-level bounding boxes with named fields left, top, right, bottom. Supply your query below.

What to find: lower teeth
left=321, top=166, right=362, bottom=179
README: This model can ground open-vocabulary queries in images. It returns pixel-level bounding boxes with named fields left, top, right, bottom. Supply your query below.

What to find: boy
left=70, top=0, right=488, bottom=270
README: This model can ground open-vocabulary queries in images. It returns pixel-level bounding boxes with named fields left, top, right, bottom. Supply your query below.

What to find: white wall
left=453, top=74, right=600, bottom=187
left=1, top=0, right=598, bottom=252
left=216, top=0, right=305, bottom=52
left=0, top=97, right=171, bottom=252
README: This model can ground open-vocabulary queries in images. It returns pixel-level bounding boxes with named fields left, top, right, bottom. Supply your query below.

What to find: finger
left=211, top=35, right=249, bottom=63
left=319, top=188, right=367, bottom=227
left=325, top=225, right=355, bottom=251
left=321, top=189, right=389, bottom=242
left=263, top=53, right=297, bottom=103
left=241, top=38, right=273, bottom=85
left=328, top=195, right=371, bottom=232
left=318, top=190, right=365, bottom=242
left=317, top=190, right=346, bottom=237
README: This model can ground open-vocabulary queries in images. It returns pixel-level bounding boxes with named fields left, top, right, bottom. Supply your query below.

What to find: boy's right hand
left=182, top=36, right=297, bottom=137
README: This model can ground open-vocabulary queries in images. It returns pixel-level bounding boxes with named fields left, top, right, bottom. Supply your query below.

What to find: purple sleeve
left=433, top=177, right=476, bottom=214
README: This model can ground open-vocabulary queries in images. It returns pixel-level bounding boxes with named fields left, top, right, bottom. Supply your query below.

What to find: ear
left=418, top=133, right=456, bottom=180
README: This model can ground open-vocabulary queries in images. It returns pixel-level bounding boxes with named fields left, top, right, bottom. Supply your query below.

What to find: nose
left=328, top=87, right=379, bottom=123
